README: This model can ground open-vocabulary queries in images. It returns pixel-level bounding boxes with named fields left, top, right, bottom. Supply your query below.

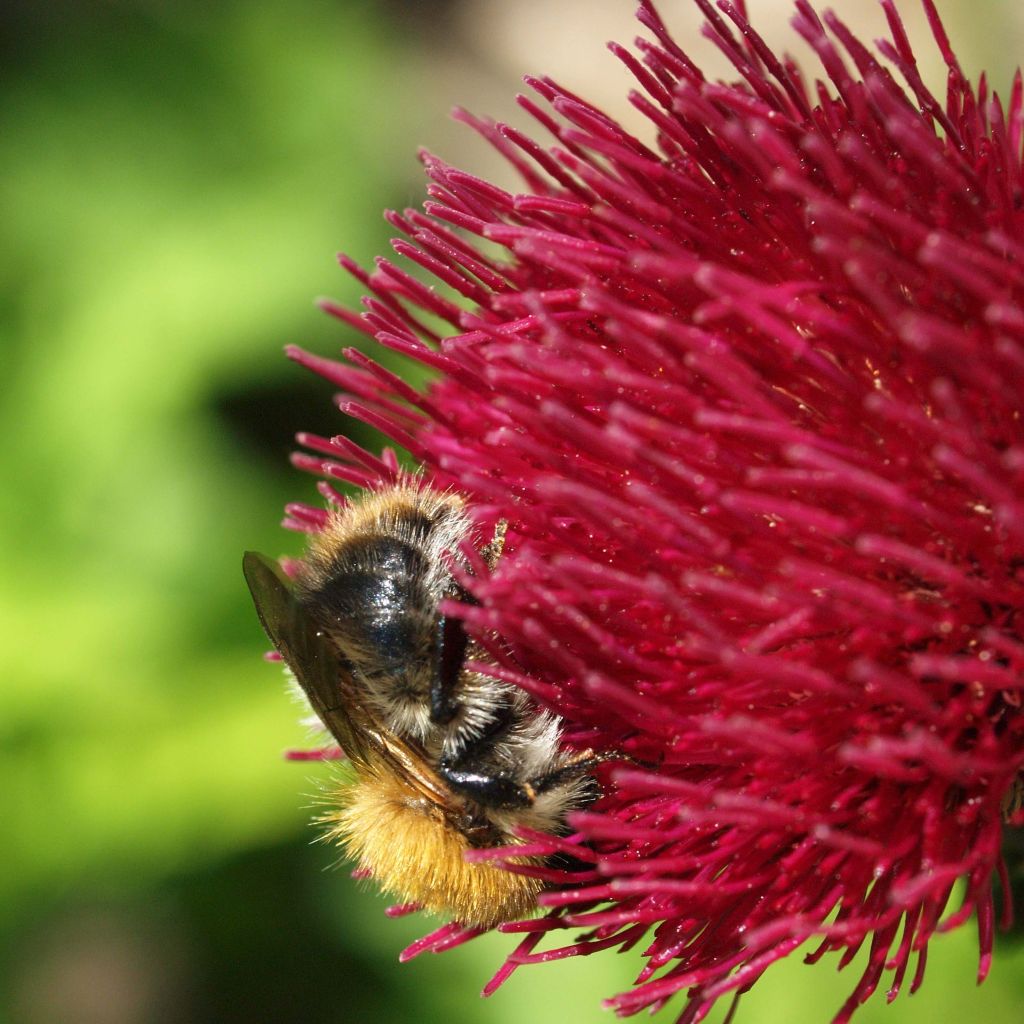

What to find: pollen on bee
left=322, top=766, right=545, bottom=929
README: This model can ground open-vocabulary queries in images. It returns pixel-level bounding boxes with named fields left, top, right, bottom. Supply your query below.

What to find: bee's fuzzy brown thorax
left=302, top=480, right=470, bottom=601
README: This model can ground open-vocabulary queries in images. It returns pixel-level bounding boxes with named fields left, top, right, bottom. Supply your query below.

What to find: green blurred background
left=2, top=1, right=1024, bottom=1021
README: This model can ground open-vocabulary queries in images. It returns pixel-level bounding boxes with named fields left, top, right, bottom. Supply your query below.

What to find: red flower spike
left=276, top=1, right=1024, bottom=1020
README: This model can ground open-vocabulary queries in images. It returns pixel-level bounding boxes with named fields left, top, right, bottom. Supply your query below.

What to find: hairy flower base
left=277, top=1, right=1024, bottom=1020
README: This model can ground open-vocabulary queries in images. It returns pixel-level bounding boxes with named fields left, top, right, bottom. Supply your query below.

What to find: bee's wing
left=243, top=551, right=374, bottom=768
left=242, top=552, right=455, bottom=808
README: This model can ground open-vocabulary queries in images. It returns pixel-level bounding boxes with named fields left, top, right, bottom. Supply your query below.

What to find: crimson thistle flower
left=274, top=0, right=1024, bottom=1020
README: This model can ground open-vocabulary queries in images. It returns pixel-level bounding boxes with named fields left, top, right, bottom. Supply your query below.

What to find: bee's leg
left=440, top=742, right=619, bottom=811
left=431, top=523, right=505, bottom=723
left=525, top=751, right=623, bottom=797
left=439, top=764, right=536, bottom=809
left=480, top=519, right=507, bottom=571
left=438, top=705, right=540, bottom=809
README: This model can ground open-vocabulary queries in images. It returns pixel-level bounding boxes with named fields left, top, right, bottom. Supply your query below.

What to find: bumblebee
left=244, top=481, right=600, bottom=927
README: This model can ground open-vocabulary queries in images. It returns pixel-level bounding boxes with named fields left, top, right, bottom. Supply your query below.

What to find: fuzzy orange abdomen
left=324, top=766, right=544, bottom=929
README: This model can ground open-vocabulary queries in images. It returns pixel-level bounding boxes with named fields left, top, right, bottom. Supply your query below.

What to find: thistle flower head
left=279, top=1, right=1024, bottom=1019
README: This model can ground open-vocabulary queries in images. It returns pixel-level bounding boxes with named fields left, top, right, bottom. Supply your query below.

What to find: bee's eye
left=432, top=614, right=468, bottom=724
